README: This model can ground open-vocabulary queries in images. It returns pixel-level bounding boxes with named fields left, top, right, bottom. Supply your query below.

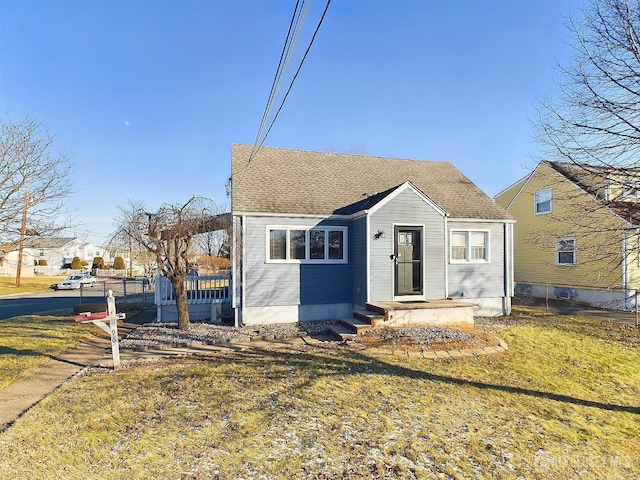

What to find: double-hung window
left=267, top=226, right=347, bottom=263
left=555, top=237, right=576, bottom=266
left=534, top=188, right=552, bottom=214
left=450, top=231, right=489, bottom=262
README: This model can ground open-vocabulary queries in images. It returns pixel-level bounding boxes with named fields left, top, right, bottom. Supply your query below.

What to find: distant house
left=495, top=160, right=640, bottom=309
left=229, top=145, right=514, bottom=326
left=0, top=237, right=127, bottom=277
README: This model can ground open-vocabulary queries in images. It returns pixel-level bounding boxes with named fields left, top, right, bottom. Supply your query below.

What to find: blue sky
left=1, top=0, right=585, bottom=246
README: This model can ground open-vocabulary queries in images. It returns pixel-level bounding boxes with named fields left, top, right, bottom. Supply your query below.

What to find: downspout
left=443, top=215, right=449, bottom=299
left=239, top=215, right=246, bottom=327
left=503, top=222, right=513, bottom=315
left=622, top=230, right=630, bottom=310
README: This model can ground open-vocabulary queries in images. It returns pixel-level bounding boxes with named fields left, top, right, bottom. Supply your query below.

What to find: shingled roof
left=231, top=144, right=511, bottom=220
left=545, top=161, right=640, bottom=225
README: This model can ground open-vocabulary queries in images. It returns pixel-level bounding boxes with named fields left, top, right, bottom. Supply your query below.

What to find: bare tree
left=0, top=115, right=73, bottom=284
left=112, top=197, right=228, bottom=330
left=536, top=0, right=640, bottom=170
left=530, top=0, right=640, bottom=282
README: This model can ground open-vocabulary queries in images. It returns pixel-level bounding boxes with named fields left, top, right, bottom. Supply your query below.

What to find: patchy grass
left=0, top=313, right=638, bottom=478
left=0, top=314, right=95, bottom=389
left=0, top=276, right=64, bottom=296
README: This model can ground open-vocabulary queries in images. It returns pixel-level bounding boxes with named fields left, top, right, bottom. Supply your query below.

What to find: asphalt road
left=0, top=289, right=106, bottom=320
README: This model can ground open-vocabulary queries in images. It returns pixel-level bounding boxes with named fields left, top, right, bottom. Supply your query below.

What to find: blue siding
left=243, top=216, right=351, bottom=308
left=369, top=188, right=446, bottom=301
left=447, top=221, right=506, bottom=298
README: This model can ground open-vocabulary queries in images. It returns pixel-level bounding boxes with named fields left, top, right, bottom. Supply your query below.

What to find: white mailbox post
left=73, top=290, right=125, bottom=368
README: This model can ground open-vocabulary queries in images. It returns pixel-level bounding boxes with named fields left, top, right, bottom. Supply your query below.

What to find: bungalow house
left=229, top=145, right=514, bottom=326
left=495, top=160, right=640, bottom=309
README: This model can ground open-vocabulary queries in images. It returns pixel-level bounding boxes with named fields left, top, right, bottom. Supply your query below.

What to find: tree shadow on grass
left=208, top=345, right=640, bottom=416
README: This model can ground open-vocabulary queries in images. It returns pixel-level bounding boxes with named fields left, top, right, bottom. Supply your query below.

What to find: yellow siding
left=495, top=178, right=527, bottom=209
left=497, top=163, right=628, bottom=289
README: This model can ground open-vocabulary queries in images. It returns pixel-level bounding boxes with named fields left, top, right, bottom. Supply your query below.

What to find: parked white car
left=56, top=273, right=96, bottom=290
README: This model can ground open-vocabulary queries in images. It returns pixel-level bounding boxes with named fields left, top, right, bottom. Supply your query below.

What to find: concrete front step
left=353, top=309, right=384, bottom=327
left=339, top=317, right=374, bottom=334
left=327, top=323, right=358, bottom=341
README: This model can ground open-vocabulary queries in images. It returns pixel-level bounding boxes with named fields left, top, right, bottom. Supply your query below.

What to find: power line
left=228, top=0, right=332, bottom=194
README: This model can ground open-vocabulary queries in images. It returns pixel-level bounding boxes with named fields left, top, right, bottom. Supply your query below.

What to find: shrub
left=92, top=257, right=105, bottom=269
left=113, top=256, right=126, bottom=270
left=71, top=257, right=82, bottom=270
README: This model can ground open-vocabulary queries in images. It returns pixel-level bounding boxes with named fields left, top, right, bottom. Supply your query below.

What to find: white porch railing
left=155, top=272, right=231, bottom=306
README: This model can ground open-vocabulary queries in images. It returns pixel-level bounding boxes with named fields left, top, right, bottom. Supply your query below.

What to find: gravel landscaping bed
left=119, top=319, right=340, bottom=350
left=120, top=317, right=515, bottom=351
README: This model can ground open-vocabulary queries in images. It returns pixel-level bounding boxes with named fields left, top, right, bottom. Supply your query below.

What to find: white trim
left=534, top=187, right=553, bottom=215
left=235, top=211, right=351, bottom=219
left=369, top=181, right=448, bottom=218
left=265, top=225, right=348, bottom=264
left=449, top=229, right=491, bottom=264
left=240, top=215, right=246, bottom=326
left=366, top=214, right=371, bottom=303
left=555, top=236, right=576, bottom=266
left=448, top=217, right=515, bottom=224
left=392, top=223, right=426, bottom=301
left=502, top=162, right=545, bottom=211
left=493, top=173, right=530, bottom=201
left=444, top=216, right=449, bottom=299
left=235, top=210, right=513, bottom=223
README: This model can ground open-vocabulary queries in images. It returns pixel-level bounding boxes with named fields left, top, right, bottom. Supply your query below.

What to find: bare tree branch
left=0, top=115, right=73, bottom=245
left=111, top=197, right=229, bottom=330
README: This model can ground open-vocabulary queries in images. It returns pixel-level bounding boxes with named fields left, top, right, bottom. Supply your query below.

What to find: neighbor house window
left=267, top=226, right=348, bottom=263
left=450, top=231, right=489, bottom=262
left=534, top=188, right=552, bottom=214
left=555, top=237, right=576, bottom=265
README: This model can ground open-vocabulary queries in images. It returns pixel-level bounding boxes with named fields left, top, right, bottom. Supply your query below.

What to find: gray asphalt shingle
left=231, top=144, right=511, bottom=220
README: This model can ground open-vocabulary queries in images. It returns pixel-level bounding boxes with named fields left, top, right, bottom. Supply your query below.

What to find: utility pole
left=128, top=224, right=133, bottom=278
left=15, top=191, right=30, bottom=287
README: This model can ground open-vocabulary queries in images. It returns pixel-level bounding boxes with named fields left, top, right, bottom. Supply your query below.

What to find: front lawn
left=0, top=314, right=95, bottom=390
left=0, top=312, right=638, bottom=478
left=0, top=276, right=64, bottom=296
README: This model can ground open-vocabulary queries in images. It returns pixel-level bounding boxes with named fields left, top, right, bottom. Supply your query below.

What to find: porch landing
left=329, top=299, right=477, bottom=341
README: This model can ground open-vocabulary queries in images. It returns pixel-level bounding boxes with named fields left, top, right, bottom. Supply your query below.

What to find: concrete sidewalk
left=0, top=308, right=156, bottom=432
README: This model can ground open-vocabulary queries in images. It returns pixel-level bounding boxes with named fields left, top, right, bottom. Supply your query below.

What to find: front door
left=394, top=226, right=423, bottom=297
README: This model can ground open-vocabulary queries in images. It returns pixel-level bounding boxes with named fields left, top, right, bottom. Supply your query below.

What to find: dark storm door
left=394, top=226, right=423, bottom=296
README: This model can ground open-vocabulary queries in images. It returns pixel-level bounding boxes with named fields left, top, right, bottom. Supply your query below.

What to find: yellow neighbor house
left=495, top=161, right=640, bottom=310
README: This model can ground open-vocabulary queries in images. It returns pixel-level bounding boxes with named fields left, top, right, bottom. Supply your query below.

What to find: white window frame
left=266, top=226, right=348, bottom=264
left=555, top=237, right=576, bottom=266
left=449, top=230, right=490, bottom=263
left=534, top=187, right=552, bottom=215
